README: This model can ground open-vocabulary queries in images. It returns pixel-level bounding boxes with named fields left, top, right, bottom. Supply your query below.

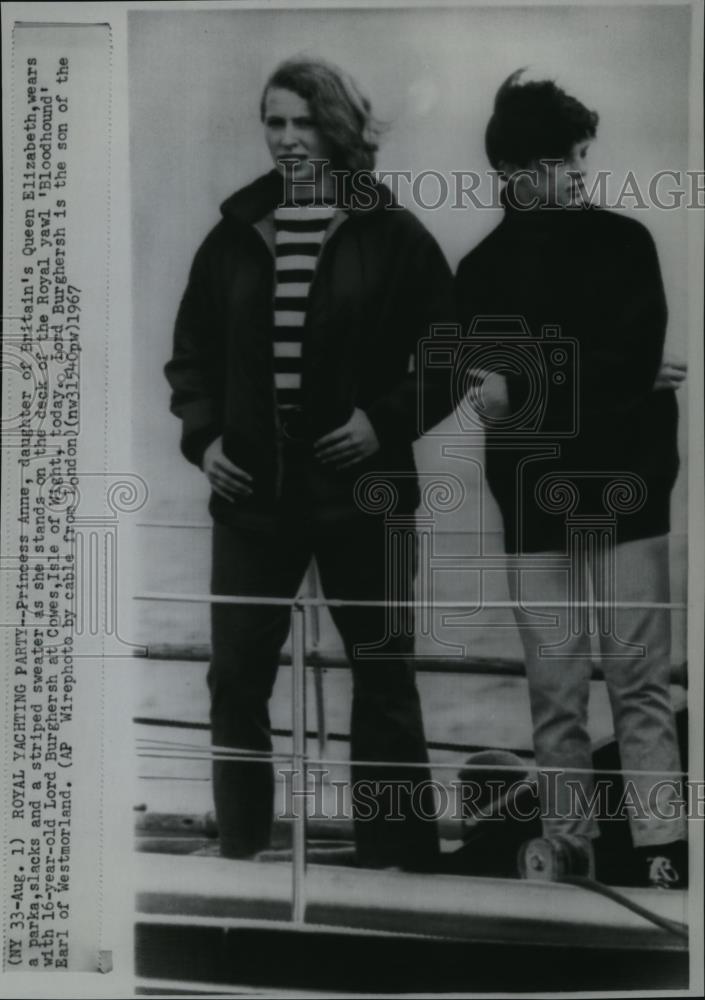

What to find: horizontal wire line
left=139, top=774, right=210, bottom=781
left=137, top=738, right=210, bottom=750
left=134, top=736, right=523, bottom=757
left=133, top=724, right=690, bottom=773
left=136, top=743, right=281, bottom=758
left=134, top=725, right=533, bottom=758
left=134, top=591, right=686, bottom=610
left=134, top=750, right=687, bottom=777
left=138, top=752, right=293, bottom=764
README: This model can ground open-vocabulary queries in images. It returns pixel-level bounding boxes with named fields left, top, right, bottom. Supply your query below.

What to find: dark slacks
left=208, top=469, right=439, bottom=869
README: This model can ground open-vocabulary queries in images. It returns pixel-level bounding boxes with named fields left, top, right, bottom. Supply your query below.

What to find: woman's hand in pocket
left=202, top=436, right=253, bottom=501
left=314, top=409, right=381, bottom=469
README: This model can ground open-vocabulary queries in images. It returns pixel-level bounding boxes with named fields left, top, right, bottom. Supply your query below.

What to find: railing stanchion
left=313, top=666, right=327, bottom=757
left=306, top=563, right=328, bottom=757
left=291, top=603, right=307, bottom=924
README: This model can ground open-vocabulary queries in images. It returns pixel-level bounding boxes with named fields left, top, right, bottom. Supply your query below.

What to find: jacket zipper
left=251, top=220, right=285, bottom=500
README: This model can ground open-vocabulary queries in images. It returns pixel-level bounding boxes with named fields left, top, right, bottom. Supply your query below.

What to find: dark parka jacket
left=165, top=170, right=456, bottom=527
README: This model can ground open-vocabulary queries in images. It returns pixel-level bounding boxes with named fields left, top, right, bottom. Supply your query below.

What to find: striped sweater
left=273, top=202, right=336, bottom=408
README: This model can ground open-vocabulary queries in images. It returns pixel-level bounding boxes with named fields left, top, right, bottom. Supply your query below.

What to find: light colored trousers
left=508, top=534, right=686, bottom=847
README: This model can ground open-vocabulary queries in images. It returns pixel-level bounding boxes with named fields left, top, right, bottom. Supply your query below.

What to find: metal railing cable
left=134, top=725, right=538, bottom=759
left=134, top=740, right=687, bottom=777
left=136, top=592, right=686, bottom=610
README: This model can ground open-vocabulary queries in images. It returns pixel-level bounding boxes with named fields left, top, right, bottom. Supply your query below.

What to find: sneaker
left=647, top=854, right=682, bottom=889
left=642, top=840, right=688, bottom=889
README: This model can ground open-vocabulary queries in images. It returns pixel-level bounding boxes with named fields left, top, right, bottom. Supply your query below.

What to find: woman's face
left=263, top=87, right=333, bottom=183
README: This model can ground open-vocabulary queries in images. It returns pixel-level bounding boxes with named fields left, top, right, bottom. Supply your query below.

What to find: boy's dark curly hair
left=485, top=69, right=599, bottom=172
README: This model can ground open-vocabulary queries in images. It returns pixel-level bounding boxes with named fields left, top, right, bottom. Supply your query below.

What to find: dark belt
left=279, top=406, right=312, bottom=447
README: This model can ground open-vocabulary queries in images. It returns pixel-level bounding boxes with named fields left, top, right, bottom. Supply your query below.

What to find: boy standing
left=456, top=71, right=687, bottom=887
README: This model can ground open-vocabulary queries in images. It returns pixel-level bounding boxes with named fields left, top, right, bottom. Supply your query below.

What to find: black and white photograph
left=1, top=1, right=703, bottom=997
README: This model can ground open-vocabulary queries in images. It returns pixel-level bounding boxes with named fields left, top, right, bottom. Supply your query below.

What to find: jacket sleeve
left=455, top=250, right=528, bottom=413
left=365, top=227, right=457, bottom=446
left=579, top=224, right=667, bottom=415
left=455, top=222, right=669, bottom=424
left=164, top=236, right=224, bottom=467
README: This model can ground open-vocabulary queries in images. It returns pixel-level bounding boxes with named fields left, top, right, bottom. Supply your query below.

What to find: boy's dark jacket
left=165, top=169, right=455, bottom=527
left=456, top=202, right=679, bottom=551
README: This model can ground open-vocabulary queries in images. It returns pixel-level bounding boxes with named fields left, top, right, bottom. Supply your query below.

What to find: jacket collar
left=220, top=168, right=397, bottom=224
